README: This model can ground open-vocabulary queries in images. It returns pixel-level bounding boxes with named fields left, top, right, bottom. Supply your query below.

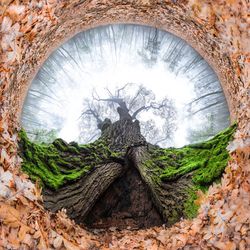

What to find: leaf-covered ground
left=0, top=0, right=249, bottom=249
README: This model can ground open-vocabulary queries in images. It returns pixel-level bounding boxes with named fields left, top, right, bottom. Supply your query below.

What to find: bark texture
left=19, top=119, right=235, bottom=228
left=101, top=119, right=146, bottom=152
left=128, top=146, right=193, bottom=225
left=43, top=162, right=124, bottom=223
left=42, top=118, right=154, bottom=226
left=42, top=118, right=192, bottom=227
left=85, top=165, right=163, bottom=229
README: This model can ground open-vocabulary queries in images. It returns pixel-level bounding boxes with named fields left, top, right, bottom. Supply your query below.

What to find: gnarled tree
left=19, top=83, right=236, bottom=229
left=79, top=83, right=176, bottom=147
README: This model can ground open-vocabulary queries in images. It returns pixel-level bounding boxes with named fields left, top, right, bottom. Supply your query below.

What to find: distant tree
left=79, top=83, right=176, bottom=146
left=27, top=128, right=59, bottom=143
left=186, top=84, right=229, bottom=143
left=186, top=113, right=216, bottom=143
left=163, top=39, right=187, bottom=73
left=138, top=28, right=162, bottom=67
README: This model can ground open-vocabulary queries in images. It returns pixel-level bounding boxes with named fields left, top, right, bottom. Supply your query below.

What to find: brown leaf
left=63, top=238, right=80, bottom=250
left=38, top=236, right=48, bottom=249
left=36, top=221, right=49, bottom=249
left=0, top=203, right=20, bottom=227
left=213, top=241, right=236, bottom=250
left=190, top=218, right=202, bottom=236
left=1, top=16, right=12, bottom=33
left=18, top=224, right=32, bottom=242
left=156, top=230, right=167, bottom=244
left=175, top=234, right=188, bottom=244
left=194, top=190, right=207, bottom=206
left=23, top=233, right=33, bottom=247
left=8, top=227, right=20, bottom=248
left=53, top=234, right=63, bottom=249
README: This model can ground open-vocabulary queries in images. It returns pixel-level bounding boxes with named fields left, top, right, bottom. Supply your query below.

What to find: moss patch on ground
left=145, top=124, right=236, bottom=219
left=19, top=129, right=122, bottom=190
left=159, top=124, right=236, bottom=184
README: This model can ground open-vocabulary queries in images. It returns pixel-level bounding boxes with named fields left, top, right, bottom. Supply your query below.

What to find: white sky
left=57, top=61, right=194, bottom=147
left=22, top=24, right=228, bottom=147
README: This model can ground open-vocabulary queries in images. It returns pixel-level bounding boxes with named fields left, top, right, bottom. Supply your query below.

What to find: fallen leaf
left=18, top=224, right=32, bottom=241
left=53, top=234, right=63, bottom=249
left=63, top=238, right=80, bottom=250
left=0, top=203, right=20, bottom=227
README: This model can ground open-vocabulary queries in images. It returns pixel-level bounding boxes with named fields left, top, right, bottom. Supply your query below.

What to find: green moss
left=183, top=185, right=208, bottom=219
left=168, top=209, right=179, bottom=225
left=19, top=124, right=236, bottom=220
left=144, top=124, right=236, bottom=219
left=19, top=129, right=121, bottom=190
left=110, top=151, right=123, bottom=158
left=159, top=124, right=236, bottom=184
left=183, top=188, right=199, bottom=219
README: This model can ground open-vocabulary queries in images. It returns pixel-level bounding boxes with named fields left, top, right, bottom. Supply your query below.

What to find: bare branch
left=190, top=100, right=223, bottom=116
left=128, top=85, right=146, bottom=110
left=116, top=82, right=132, bottom=97
left=131, top=101, right=167, bottom=120
left=92, top=89, right=101, bottom=101
left=131, top=105, right=150, bottom=119
left=154, top=136, right=170, bottom=145
left=81, top=105, right=103, bottom=128
left=188, top=91, right=223, bottom=106
left=105, top=87, right=113, bottom=97
left=85, top=132, right=100, bottom=143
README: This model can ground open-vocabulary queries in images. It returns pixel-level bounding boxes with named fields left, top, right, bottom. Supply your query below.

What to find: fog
left=21, top=24, right=230, bottom=147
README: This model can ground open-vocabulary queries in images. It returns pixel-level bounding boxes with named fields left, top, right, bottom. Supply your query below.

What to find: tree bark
left=101, top=118, right=146, bottom=152
left=39, top=119, right=192, bottom=227
left=20, top=119, right=235, bottom=228
left=127, top=146, right=192, bottom=225
left=43, top=162, right=124, bottom=223
left=42, top=119, right=148, bottom=224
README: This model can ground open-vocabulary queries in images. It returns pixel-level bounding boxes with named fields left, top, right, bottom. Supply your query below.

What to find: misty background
left=21, top=24, right=230, bottom=147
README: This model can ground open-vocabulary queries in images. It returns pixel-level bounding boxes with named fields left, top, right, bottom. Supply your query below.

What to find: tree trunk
left=43, top=162, right=124, bottom=223
left=39, top=119, right=191, bottom=227
left=19, top=120, right=235, bottom=228
left=127, top=146, right=193, bottom=225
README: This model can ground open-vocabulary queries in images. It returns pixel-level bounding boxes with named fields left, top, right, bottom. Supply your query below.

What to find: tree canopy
left=80, top=83, right=177, bottom=146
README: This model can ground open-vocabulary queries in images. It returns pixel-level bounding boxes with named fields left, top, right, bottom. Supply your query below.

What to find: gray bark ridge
left=127, top=146, right=192, bottom=226
left=43, top=162, right=125, bottom=223
left=101, top=118, right=146, bottom=152
left=42, top=118, right=191, bottom=227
